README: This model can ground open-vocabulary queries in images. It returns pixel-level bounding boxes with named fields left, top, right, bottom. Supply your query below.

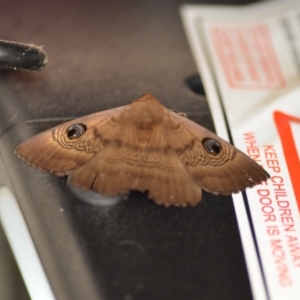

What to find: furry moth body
left=15, top=92, right=270, bottom=207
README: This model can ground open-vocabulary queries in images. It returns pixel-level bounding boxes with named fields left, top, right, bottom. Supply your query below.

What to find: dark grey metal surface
left=0, top=0, right=259, bottom=299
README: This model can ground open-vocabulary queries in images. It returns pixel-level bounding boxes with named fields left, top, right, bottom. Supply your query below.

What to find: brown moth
left=15, top=92, right=270, bottom=207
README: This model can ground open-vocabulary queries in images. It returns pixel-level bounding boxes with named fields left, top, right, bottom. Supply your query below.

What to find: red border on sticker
left=274, top=111, right=300, bottom=211
left=210, top=23, right=285, bottom=89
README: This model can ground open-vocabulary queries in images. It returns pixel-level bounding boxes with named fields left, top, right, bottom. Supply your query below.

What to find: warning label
left=243, top=132, right=300, bottom=288
left=181, top=1, right=300, bottom=299
left=210, top=23, right=285, bottom=89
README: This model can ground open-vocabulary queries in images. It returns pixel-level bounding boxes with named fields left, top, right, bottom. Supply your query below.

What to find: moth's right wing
left=15, top=105, right=128, bottom=175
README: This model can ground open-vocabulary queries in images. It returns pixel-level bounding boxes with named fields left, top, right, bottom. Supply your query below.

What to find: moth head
left=67, top=124, right=87, bottom=139
left=202, top=138, right=221, bottom=155
left=130, top=93, right=165, bottom=126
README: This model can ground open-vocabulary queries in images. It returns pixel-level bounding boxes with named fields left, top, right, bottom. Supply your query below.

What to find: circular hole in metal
left=185, top=74, right=206, bottom=96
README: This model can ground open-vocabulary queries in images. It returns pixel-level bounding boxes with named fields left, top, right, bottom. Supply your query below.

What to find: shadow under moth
left=15, top=92, right=270, bottom=207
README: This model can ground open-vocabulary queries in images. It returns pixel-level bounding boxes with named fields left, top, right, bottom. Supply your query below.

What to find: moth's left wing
left=164, top=109, right=270, bottom=196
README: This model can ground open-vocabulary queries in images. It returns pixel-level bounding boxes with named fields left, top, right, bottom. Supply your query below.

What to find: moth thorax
left=130, top=101, right=164, bottom=128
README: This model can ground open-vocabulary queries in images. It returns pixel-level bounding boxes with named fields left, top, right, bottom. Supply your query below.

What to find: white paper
left=181, top=1, right=300, bottom=299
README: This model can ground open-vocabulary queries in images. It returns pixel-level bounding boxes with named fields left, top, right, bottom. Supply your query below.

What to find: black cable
left=0, top=40, right=47, bottom=72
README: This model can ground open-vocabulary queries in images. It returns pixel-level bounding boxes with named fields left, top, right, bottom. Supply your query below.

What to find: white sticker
left=181, top=1, right=300, bottom=299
